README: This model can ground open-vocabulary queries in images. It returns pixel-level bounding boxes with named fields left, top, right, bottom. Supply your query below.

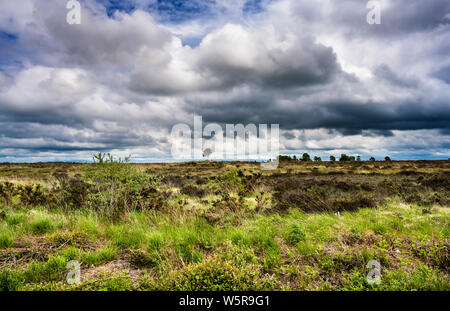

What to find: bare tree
left=203, top=148, right=213, bottom=160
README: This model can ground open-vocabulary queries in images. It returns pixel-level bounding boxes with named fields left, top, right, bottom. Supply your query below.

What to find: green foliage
left=278, top=155, right=297, bottom=162
left=81, top=246, right=118, bottom=266
left=0, top=182, right=54, bottom=207
left=0, top=269, right=23, bottom=291
left=17, top=184, right=54, bottom=206
left=106, top=225, right=146, bottom=248
left=341, top=264, right=450, bottom=291
left=128, top=249, right=161, bottom=268
left=373, top=223, right=387, bottom=235
left=0, top=230, right=14, bottom=248
left=81, top=273, right=132, bottom=291
left=0, top=160, right=449, bottom=291
left=82, top=154, right=162, bottom=218
left=0, top=182, right=15, bottom=205
left=5, top=213, right=24, bottom=226
left=302, top=153, right=311, bottom=162
left=180, top=185, right=206, bottom=198
left=214, top=170, right=245, bottom=194
left=156, top=255, right=266, bottom=291
left=339, top=154, right=355, bottom=162
left=24, top=255, right=68, bottom=283
left=284, top=223, right=306, bottom=245
left=411, top=241, right=449, bottom=270
left=29, top=215, right=55, bottom=234
left=53, top=174, right=90, bottom=210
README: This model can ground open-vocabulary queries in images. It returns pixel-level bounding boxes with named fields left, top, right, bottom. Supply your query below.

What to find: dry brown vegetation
left=0, top=160, right=448, bottom=291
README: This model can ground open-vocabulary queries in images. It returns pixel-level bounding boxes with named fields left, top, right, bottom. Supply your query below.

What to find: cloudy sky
left=0, top=0, right=449, bottom=162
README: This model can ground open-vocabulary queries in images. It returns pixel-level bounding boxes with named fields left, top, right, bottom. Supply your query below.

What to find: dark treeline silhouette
left=278, top=154, right=391, bottom=162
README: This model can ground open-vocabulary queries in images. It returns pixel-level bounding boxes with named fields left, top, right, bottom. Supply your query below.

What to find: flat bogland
left=0, top=160, right=448, bottom=290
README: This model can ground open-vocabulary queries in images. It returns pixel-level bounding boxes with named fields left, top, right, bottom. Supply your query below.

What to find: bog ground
left=0, top=159, right=449, bottom=291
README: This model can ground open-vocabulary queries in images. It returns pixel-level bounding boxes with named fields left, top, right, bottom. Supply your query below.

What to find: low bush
left=180, top=185, right=206, bottom=198
left=29, top=215, right=55, bottom=234
left=0, top=231, right=14, bottom=248
left=0, top=269, right=23, bottom=291
left=284, top=223, right=307, bottom=245
left=155, top=255, right=266, bottom=291
left=81, top=153, right=162, bottom=219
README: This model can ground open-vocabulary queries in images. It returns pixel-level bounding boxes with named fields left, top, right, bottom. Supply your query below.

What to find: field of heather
left=0, top=159, right=449, bottom=291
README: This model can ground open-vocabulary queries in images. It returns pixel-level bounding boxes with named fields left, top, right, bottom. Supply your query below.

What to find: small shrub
left=0, top=269, right=23, bottom=291
left=107, top=226, right=146, bottom=248
left=17, top=184, right=54, bottom=206
left=0, top=231, right=14, bottom=248
left=412, top=242, right=449, bottom=271
left=75, top=272, right=132, bottom=291
left=373, top=223, right=387, bottom=235
left=420, top=174, right=449, bottom=189
left=158, top=255, right=266, bottom=291
left=214, top=170, right=245, bottom=194
left=180, top=185, right=206, bottom=198
left=128, top=249, right=160, bottom=268
left=24, top=255, right=68, bottom=283
left=0, top=182, right=15, bottom=205
left=5, top=214, right=24, bottom=226
left=81, top=246, right=118, bottom=266
left=54, top=177, right=90, bottom=209
left=284, top=223, right=306, bottom=245
left=333, top=196, right=377, bottom=212
left=29, top=216, right=55, bottom=234
left=81, top=154, right=162, bottom=219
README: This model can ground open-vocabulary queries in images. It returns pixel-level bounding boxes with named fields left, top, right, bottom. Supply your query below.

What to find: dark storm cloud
left=0, top=0, right=449, bottom=161
left=440, top=129, right=450, bottom=135
left=373, top=65, right=419, bottom=89
left=0, top=107, right=85, bottom=128
left=434, top=65, right=450, bottom=84
left=376, top=0, right=450, bottom=34
left=282, top=132, right=296, bottom=140
left=183, top=89, right=450, bottom=134
left=361, top=129, right=394, bottom=138
left=300, top=99, right=447, bottom=131
left=194, top=33, right=341, bottom=91
left=315, top=101, right=450, bottom=132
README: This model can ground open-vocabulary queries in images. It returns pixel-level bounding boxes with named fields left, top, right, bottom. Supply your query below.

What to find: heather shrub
left=81, top=153, right=161, bottom=219
left=156, top=255, right=266, bottom=291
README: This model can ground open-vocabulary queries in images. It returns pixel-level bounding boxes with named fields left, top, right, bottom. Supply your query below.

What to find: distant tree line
left=278, top=154, right=392, bottom=162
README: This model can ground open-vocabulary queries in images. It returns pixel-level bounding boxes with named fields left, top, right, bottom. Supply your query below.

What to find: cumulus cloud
left=0, top=0, right=449, bottom=161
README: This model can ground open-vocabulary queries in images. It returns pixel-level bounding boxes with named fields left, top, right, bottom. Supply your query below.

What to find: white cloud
left=0, top=0, right=449, bottom=161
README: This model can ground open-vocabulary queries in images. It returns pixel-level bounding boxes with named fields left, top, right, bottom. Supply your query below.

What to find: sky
left=0, top=0, right=449, bottom=162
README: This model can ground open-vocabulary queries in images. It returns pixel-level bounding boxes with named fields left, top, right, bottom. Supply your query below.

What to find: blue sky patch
left=94, top=0, right=137, bottom=17
left=0, top=30, right=18, bottom=41
left=243, top=0, right=265, bottom=14
left=92, top=0, right=270, bottom=23
left=151, top=0, right=217, bottom=23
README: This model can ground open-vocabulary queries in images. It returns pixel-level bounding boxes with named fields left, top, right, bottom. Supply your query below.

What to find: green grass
left=0, top=160, right=449, bottom=291
left=0, top=227, right=14, bottom=248
left=0, top=203, right=448, bottom=291
left=27, top=212, right=56, bottom=234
